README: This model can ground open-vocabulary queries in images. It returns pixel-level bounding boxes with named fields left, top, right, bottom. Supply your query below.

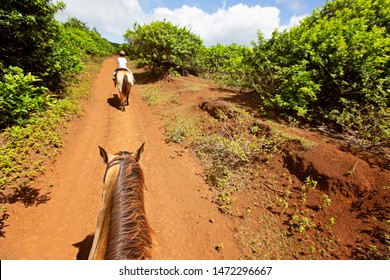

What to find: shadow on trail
left=133, top=71, right=165, bottom=84
left=0, top=186, right=50, bottom=238
left=107, top=94, right=122, bottom=111
left=73, top=233, right=94, bottom=260
left=1, top=186, right=51, bottom=207
left=217, top=89, right=262, bottom=114
left=0, top=211, right=10, bottom=238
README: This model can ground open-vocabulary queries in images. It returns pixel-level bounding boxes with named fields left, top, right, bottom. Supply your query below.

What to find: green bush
left=0, top=67, right=53, bottom=127
left=62, top=18, right=115, bottom=58
left=124, top=20, right=203, bottom=75
left=198, top=44, right=252, bottom=90
left=0, top=0, right=69, bottom=91
left=0, top=2, right=114, bottom=128
left=245, top=0, right=390, bottom=147
left=192, top=0, right=389, bottom=148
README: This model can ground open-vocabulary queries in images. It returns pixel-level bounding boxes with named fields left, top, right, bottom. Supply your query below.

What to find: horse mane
left=105, top=155, right=153, bottom=260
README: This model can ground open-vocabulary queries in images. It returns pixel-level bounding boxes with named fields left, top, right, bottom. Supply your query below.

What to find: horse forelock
left=105, top=155, right=152, bottom=260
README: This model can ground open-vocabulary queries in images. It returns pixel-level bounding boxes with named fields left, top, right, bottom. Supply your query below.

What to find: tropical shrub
left=0, top=67, right=53, bottom=127
left=0, top=0, right=71, bottom=91
left=0, top=2, right=114, bottom=128
left=124, top=20, right=203, bottom=75
left=248, top=30, right=322, bottom=118
left=198, top=44, right=252, bottom=90
left=62, top=18, right=115, bottom=58
left=245, top=0, right=390, bottom=147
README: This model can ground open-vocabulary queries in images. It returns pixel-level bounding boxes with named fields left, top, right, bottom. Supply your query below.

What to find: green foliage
left=215, top=191, right=235, bottom=213
left=198, top=0, right=389, bottom=148
left=165, top=118, right=199, bottom=143
left=195, top=133, right=257, bottom=168
left=323, top=194, right=331, bottom=208
left=288, top=210, right=315, bottom=233
left=0, top=0, right=68, bottom=91
left=142, top=86, right=160, bottom=106
left=198, top=44, right=252, bottom=90
left=0, top=96, right=77, bottom=194
left=328, top=101, right=390, bottom=147
left=62, top=18, right=115, bottom=58
left=0, top=61, right=94, bottom=200
left=124, top=20, right=203, bottom=75
left=304, top=176, right=318, bottom=189
left=141, top=85, right=178, bottom=106
left=0, top=2, right=114, bottom=128
left=247, top=29, right=320, bottom=118
left=255, top=0, right=389, bottom=146
left=0, top=67, right=53, bottom=127
left=193, top=114, right=259, bottom=193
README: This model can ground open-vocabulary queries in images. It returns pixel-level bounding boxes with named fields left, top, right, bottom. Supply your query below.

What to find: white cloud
left=149, top=4, right=280, bottom=46
left=279, top=14, right=308, bottom=31
left=56, top=0, right=146, bottom=42
left=55, top=0, right=304, bottom=46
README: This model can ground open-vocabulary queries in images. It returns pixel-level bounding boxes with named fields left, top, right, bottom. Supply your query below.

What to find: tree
left=0, top=0, right=67, bottom=91
left=61, top=18, right=115, bottom=57
left=124, top=20, right=203, bottom=75
left=0, top=2, right=114, bottom=127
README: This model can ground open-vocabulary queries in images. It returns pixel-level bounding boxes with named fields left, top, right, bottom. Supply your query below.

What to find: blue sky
left=141, top=1, right=326, bottom=25
left=56, top=0, right=328, bottom=46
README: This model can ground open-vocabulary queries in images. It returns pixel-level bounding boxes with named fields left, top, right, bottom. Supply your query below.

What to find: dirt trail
left=0, top=57, right=240, bottom=260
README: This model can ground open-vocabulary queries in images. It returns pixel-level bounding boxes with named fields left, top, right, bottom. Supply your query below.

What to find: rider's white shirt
left=117, top=57, right=127, bottom=68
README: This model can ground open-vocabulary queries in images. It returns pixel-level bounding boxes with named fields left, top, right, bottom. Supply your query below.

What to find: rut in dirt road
left=0, top=57, right=240, bottom=260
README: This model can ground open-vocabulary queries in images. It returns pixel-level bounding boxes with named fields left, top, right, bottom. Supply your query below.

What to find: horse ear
left=99, top=146, right=109, bottom=164
left=134, top=143, right=145, bottom=161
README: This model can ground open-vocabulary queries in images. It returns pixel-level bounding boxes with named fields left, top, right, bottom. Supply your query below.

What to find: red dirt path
left=0, top=57, right=240, bottom=260
left=1, top=57, right=389, bottom=260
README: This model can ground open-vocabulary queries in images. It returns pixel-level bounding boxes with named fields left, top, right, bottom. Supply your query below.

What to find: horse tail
left=122, top=75, right=128, bottom=93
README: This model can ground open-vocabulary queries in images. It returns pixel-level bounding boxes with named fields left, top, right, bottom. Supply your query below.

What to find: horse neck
left=105, top=158, right=152, bottom=260
left=88, top=164, right=119, bottom=260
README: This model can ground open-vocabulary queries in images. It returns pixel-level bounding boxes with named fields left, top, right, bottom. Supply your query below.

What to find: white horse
left=115, top=70, right=135, bottom=111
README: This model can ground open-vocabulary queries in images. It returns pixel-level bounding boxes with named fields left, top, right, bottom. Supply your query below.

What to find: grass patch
left=142, top=85, right=179, bottom=106
left=181, top=80, right=208, bottom=92
left=266, top=121, right=318, bottom=150
left=236, top=213, right=295, bottom=259
left=165, top=117, right=201, bottom=143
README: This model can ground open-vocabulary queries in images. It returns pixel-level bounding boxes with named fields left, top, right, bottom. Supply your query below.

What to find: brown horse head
left=89, top=143, right=152, bottom=259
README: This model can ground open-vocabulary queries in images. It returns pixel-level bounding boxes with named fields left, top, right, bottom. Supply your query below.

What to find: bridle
left=102, top=151, right=133, bottom=183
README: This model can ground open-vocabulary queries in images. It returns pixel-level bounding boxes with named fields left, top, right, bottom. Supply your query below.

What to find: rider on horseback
left=113, top=50, right=133, bottom=82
